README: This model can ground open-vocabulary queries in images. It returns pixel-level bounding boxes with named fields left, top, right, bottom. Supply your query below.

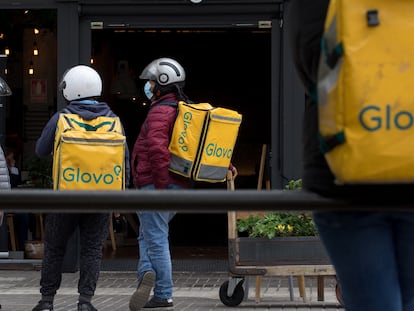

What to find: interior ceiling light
left=190, top=0, right=202, bottom=3
left=28, top=60, right=34, bottom=75
left=33, top=42, right=39, bottom=56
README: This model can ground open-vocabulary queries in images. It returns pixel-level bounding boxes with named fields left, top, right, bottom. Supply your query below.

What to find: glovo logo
left=359, top=105, right=414, bottom=131
left=205, top=143, right=233, bottom=159
left=177, top=111, right=192, bottom=152
left=62, top=165, right=122, bottom=185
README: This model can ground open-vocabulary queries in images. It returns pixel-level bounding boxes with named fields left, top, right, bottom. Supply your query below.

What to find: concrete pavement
left=0, top=269, right=343, bottom=311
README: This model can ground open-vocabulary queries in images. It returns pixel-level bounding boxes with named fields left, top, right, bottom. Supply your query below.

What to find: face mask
left=144, top=81, right=153, bottom=100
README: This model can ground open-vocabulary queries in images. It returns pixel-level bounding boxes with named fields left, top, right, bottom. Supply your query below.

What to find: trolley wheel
left=219, top=280, right=245, bottom=307
left=335, top=282, right=344, bottom=306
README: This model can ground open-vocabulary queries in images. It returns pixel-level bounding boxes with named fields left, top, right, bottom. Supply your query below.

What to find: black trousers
left=39, top=213, right=110, bottom=299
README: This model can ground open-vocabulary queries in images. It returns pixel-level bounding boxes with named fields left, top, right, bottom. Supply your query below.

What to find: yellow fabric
left=168, top=102, right=213, bottom=179
left=168, top=101, right=242, bottom=182
left=194, top=107, right=242, bottom=182
left=53, top=114, right=126, bottom=190
left=318, top=0, right=414, bottom=184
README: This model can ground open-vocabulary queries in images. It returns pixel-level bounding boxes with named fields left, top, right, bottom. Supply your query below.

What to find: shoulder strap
left=150, top=101, right=178, bottom=111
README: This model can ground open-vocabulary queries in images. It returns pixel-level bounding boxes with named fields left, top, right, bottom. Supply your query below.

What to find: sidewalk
left=0, top=268, right=343, bottom=311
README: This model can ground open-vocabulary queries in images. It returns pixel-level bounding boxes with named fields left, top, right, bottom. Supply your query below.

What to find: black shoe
left=32, top=301, right=53, bottom=311
left=142, top=296, right=174, bottom=310
left=77, top=302, right=97, bottom=311
left=129, top=271, right=156, bottom=311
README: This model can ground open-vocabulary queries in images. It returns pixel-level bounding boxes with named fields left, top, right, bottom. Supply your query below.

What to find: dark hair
left=153, top=82, right=189, bottom=101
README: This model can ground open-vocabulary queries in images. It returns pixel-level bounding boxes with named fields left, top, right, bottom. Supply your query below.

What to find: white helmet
left=139, top=57, right=185, bottom=86
left=59, top=65, right=102, bottom=101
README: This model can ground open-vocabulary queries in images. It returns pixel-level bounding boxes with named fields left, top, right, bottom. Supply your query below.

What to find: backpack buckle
left=366, top=10, right=379, bottom=27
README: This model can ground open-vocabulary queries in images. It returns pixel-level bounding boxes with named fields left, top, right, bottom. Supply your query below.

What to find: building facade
left=0, top=0, right=308, bottom=251
left=0, top=0, right=304, bottom=189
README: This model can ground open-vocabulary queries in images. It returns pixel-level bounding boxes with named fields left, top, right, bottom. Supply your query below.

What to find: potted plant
left=234, top=179, right=329, bottom=265
left=236, top=211, right=318, bottom=239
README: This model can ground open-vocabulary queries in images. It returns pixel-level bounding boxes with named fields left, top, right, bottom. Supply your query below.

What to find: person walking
left=129, top=57, right=237, bottom=311
left=287, top=1, right=414, bottom=310
left=32, top=65, right=130, bottom=311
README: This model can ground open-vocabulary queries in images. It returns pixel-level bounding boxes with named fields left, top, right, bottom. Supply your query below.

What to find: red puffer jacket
left=131, top=93, right=190, bottom=189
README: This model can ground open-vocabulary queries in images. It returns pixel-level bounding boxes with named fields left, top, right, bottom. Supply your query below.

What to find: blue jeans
left=313, top=212, right=414, bottom=311
left=136, top=184, right=180, bottom=299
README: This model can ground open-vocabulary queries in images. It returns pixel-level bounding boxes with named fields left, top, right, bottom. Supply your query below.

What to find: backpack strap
left=321, top=37, right=343, bottom=69
left=319, top=132, right=345, bottom=154
left=150, top=101, right=178, bottom=110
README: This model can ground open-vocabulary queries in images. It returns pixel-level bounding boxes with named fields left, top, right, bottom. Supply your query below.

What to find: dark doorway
left=92, top=28, right=271, bottom=247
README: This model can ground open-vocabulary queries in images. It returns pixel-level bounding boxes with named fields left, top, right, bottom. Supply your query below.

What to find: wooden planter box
left=233, top=236, right=330, bottom=266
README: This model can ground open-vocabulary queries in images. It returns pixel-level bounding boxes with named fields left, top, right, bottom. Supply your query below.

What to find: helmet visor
left=139, top=62, right=157, bottom=81
left=58, top=68, right=70, bottom=91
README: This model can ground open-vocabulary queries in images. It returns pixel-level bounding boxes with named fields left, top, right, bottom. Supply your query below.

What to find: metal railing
left=0, top=189, right=410, bottom=213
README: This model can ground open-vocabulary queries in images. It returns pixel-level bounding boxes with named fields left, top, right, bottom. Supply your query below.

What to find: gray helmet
left=139, top=57, right=185, bottom=86
left=0, top=76, right=12, bottom=96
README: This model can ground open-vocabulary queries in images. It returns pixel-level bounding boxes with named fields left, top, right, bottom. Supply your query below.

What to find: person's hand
left=229, top=164, right=238, bottom=179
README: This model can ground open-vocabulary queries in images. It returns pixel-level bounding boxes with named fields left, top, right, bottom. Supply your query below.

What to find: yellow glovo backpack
left=53, top=112, right=126, bottom=190
left=317, top=0, right=414, bottom=184
left=168, top=101, right=242, bottom=183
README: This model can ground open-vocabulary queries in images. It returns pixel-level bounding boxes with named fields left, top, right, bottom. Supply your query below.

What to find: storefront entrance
left=0, top=1, right=306, bottom=260
left=91, top=27, right=271, bottom=249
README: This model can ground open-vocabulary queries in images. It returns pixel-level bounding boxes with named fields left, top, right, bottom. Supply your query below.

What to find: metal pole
left=0, top=189, right=411, bottom=213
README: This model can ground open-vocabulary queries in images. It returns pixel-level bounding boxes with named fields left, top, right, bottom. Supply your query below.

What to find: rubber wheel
left=219, top=280, right=245, bottom=307
left=335, top=282, right=344, bottom=306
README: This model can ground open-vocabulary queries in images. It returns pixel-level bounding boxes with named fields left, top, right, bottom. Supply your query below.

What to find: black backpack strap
left=151, top=101, right=178, bottom=109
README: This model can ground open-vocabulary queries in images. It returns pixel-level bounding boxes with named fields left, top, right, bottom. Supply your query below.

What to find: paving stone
left=0, top=270, right=343, bottom=311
